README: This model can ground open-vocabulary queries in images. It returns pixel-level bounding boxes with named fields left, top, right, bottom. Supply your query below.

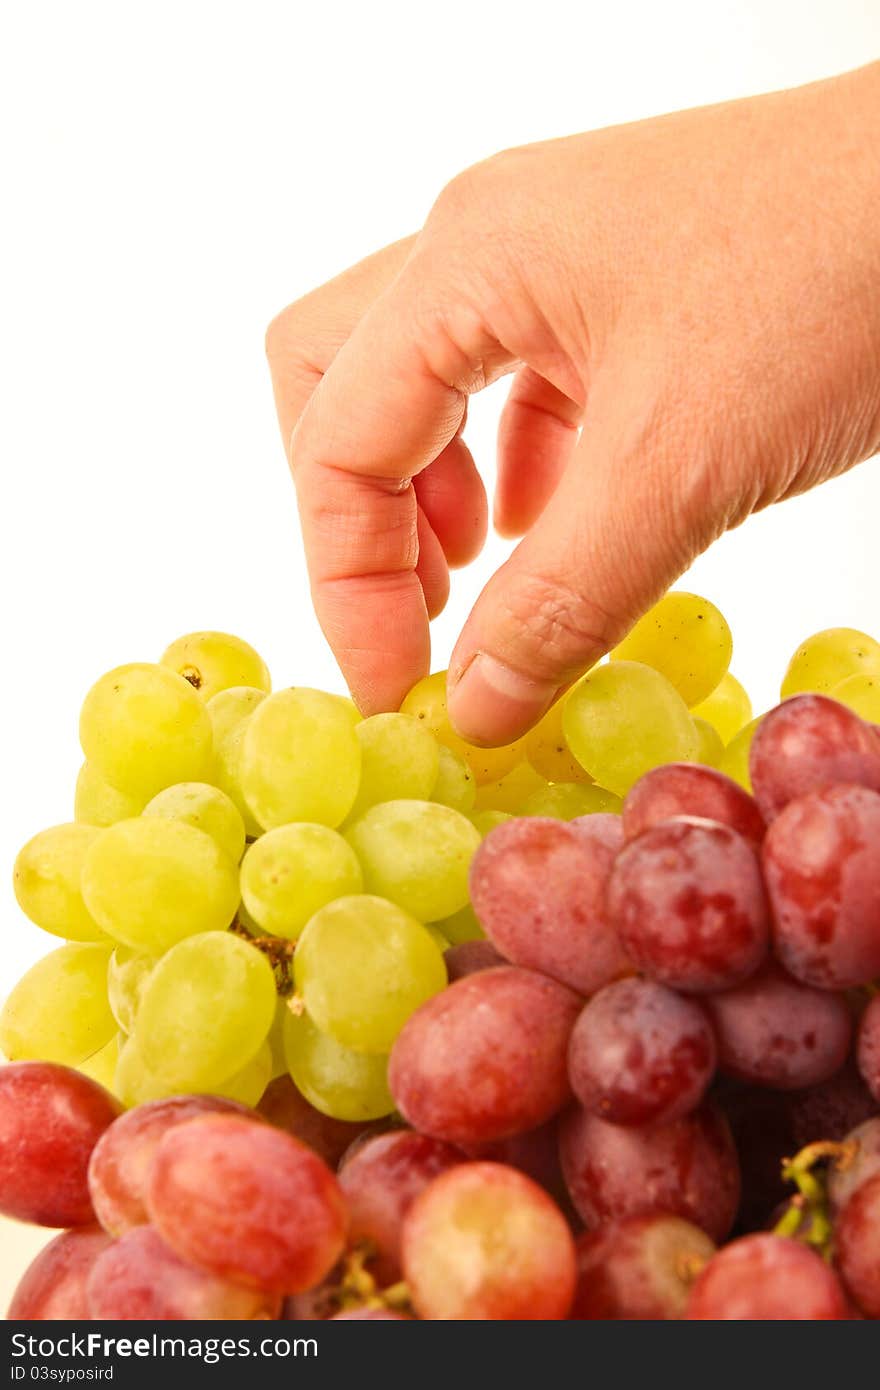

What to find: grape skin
left=282, top=1008, right=395, bottom=1123
left=142, top=781, right=246, bottom=863
left=835, top=1171, right=880, bottom=1317
left=160, top=630, right=271, bottom=701
left=857, top=994, right=880, bottom=1101
left=146, top=1114, right=348, bottom=1294
left=106, top=947, right=154, bottom=1036
left=346, top=800, right=481, bottom=922
left=389, top=967, right=581, bottom=1147
left=0, top=943, right=115, bottom=1066
left=524, top=696, right=594, bottom=783
left=402, top=1162, right=576, bottom=1320
left=828, top=1118, right=880, bottom=1217
left=239, top=687, right=362, bottom=830
left=400, top=670, right=522, bottom=785
left=347, top=712, right=440, bottom=818
left=430, top=744, right=476, bottom=812
left=205, top=685, right=267, bottom=837
left=687, top=1233, right=850, bottom=1319
left=622, top=763, right=765, bottom=848
left=74, top=762, right=146, bottom=828
left=257, top=1074, right=370, bottom=1168
left=7, top=1227, right=113, bottom=1320
left=520, top=782, right=622, bottom=819
left=610, top=592, right=733, bottom=707
left=0, top=1063, right=121, bottom=1227
left=690, top=672, right=753, bottom=746
left=13, top=824, right=108, bottom=941
left=749, top=693, right=880, bottom=821
left=571, top=1214, right=716, bottom=1320
left=780, top=627, right=880, bottom=699
left=240, top=822, right=364, bottom=941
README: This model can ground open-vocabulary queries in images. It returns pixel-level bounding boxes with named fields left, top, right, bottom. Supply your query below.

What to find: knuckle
left=495, top=570, right=620, bottom=678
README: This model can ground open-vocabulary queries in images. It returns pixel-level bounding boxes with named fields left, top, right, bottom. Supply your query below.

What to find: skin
left=266, top=62, right=880, bottom=746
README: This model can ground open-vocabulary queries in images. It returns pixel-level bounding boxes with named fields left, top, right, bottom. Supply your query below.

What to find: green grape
left=336, top=696, right=363, bottom=726
left=689, top=671, right=753, bottom=745
left=118, top=1032, right=273, bottom=1107
left=240, top=823, right=363, bottom=941
left=346, top=800, right=481, bottom=921
left=718, top=715, right=763, bottom=792
left=346, top=713, right=440, bottom=820
left=135, top=931, right=276, bottom=1090
left=205, top=686, right=268, bottom=838
left=267, top=998, right=291, bottom=1079
left=400, top=671, right=523, bottom=784
left=74, top=762, right=146, bottom=827
left=79, top=663, right=214, bottom=800
left=434, top=902, right=485, bottom=944
left=831, top=672, right=880, bottom=723
left=563, top=661, right=699, bottom=797
left=0, top=942, right=115, bottom=1065
left=524, top=698, right=593, bottom=783
left=214, top=1040, right=272, bottom=1107
left=425, top=923, right=451, bottom=951
left=239, top=688, right=361, bottom=829
left=106, top=947, right=155, bottom=1035
left=161, top=630, right=271, bottom=701
left=77, top=1033, right=121, bottom=1094
left=294, top=894, right=447, bottom=1053
left=81, top=818, right=240, bottom=954
left=13, top=824, right=107, bottom=942
left=692, top=717, right=725, bottom=768
left=143, top=782, right=246, bottom=863
left=473, top=761, right=547, bottom=814
left=430, top=744, right=477, bottom=812
left=469, top=809, right=513, bottom=837
left=283, top=1007, right=394, bottom=1122
left=521, top=782, right=622, bottom=819
left=781, top=627, right=880, bottom=698
left=611, top=592, right=733, bottom=706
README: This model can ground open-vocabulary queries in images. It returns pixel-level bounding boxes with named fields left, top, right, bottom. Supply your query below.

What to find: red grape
left=828, top=1118, right=880, bottom=1216
left=7, top=1227, right=112, bottom=1319
left=402, top=1162, right=576, bottom=1319
left=468, top=1117, right=577, bottom=1222
left=469, top=818, right=630, bottom=995
left=570, top=1214, right=715, bottom=1320
left=331, top=1309, right=411, bottom=1319
left=146, top=1112, right=347, bottom=1293
left=608, top=818, right=769, bottom=993
left=857, top=994, right=880, bottom=1101
left=257, top=1074, right=369, bottom=1168
left=559, top=1101, right=740, bottom=1242
left=443, top=940, right=505, bottom=981
left=0, top=1062, right=121, bottom=1227
left=623, top=764, right=765, bottom=848
left=338, top=1130, right=464, bottom=1283
left=87, top=1225, right=281, bottom=1319
left=705, top=960, right=852, bottom=1090
left=567, top=978, right=716, bottom=1126
left=571, top=813, right=625, bottom=851
left=762, top=783, right=880, bottom=988
left=784, top=1062, right=878, bottom=1150
left=749, top=694, right=880, bottom=821
left=686, top=1233, right=849, bottom=1319
left=88, top=1094, right=252, bottom=1234
left=388, top=966, right=581, bottom=1147
left=835, top=1170, right=880, bottom=1316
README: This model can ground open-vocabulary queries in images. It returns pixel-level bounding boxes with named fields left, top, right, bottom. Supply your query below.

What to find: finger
left=413, top=432, right=488, bottom=568
left=494, top=367, right=584, bottom=537
left=416, top=507, right=451, bottom=618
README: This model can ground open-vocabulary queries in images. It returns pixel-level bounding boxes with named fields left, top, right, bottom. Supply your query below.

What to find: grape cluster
left=2, top=610, right=880, bottom=1320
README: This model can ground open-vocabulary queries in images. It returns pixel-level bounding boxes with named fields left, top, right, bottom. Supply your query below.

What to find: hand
left=266, top=62, right=880, bottom=745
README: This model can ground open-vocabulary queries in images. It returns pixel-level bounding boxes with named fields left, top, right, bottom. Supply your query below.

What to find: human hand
left=266, top=62, right=880, bottom=745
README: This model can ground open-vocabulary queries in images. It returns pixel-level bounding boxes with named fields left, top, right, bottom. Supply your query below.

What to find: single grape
left=13, top=823, right=107, bottom=942
left=0, top=943, right=115, bottom=1065
left=690, top=671, right=753, bottom=746
left=828, top=1118, right=880, bottom=1215
left=750, top=694, right=880, bottom=821
left=762, top=783, right=880, bottom=988
left=781, top=627, right=880, bottom=699
left=346, top=712, right=440, bottom=819
left=400, top=670, right=522, bottom=784
left=434, top=901, right=485, bottom=944
left=79, top=662, right=213, bottom=800
left=239, top=687, right=362, bottom=829
left=857, top=995, right=880, bottom=1101
left=784, top=1062, right=879, bottom=1151
left=571, top=1214, right=716, bottom=1320
left=339, top=1131, right=465, bottom=1283
left=0, top=1063, right=121, bottom=1226
left=717, top=715, right=762, bottom=791
left=470, top=818, right=630, bottom=994
left=77, top=1035, right=121, bottom=1093
left=571, top=810, right=625, bottom=849
left=563, top=662, right=699, bottom=796
left=134, top=930, right=276, bottom=1090
left=608, top=817, right=769, bottom=992
left=81, top=817, right=240, bottom=954
left=87, top=1225, right=281, bottom=1320
left=115, top=1039, right=268, bottom=1110
left=146, top=1113, right=348, bottom=1293
left=472, top=760, right=548, bottom=814
left=567, top=978, right=716, bottom=1126
left=205, top=685, right=267, bottom=837
left=832, top=672, right=880, bottom=723
left=346, top=800, right=481, bottom=921
left=835, top=1171, right=880, bottom=1317
left=216, top=1040, right=272, bottom=1107
left=559, top=1102, right=740, bottom=1242
left=294, top=894, right=446, bottom=1053
left=469, top=808, right=513, bottom=836
left=521, top=781, right=622, bottom=819
left=611, top=592, right=733, bottom=706
left=161, top=630, right=271, bottom=700
left=142, top=781, right=245, bottom=862
left=444, top=940, right=506, bottom=981
left=87, top=1094, right=252, bottom=1234
left=106, top=947, right=154, bottom=1035
left=240, top=823, right=363, bottom=940
left=686, top=1233, right=850, bottom=1319
left=283, top=1008, right=395, bottom=1122
left=430, top=744, right=476, bottom=812
left=622, top=762, right=765, bottom=848
left=705, top=960, right=852, bottom=1089
left=402, top=1162, right=576, bottom=1319
left=257, top=1074, right=370, bottom=1167
left=74, top=762, right=146, bottom=827
left=7, top=1227, right=113, bottom=1320
left=389, top=966, right=581, bottom=1146
left=524, top=697, right=593, bottom=783
left=692, top=716, right=725, bottom=767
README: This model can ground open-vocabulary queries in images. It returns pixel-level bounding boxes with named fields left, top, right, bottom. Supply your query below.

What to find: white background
left=1, top=2, right=879, bottom=1290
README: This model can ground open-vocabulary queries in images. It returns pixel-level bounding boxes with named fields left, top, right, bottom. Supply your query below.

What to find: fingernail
left=447, top=653, right=557, bottom=746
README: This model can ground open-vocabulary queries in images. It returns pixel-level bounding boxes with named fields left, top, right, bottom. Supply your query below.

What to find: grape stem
left=229, top=918, right=295, bottom=995
left=774, top=1139, right=857, bottom=1258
